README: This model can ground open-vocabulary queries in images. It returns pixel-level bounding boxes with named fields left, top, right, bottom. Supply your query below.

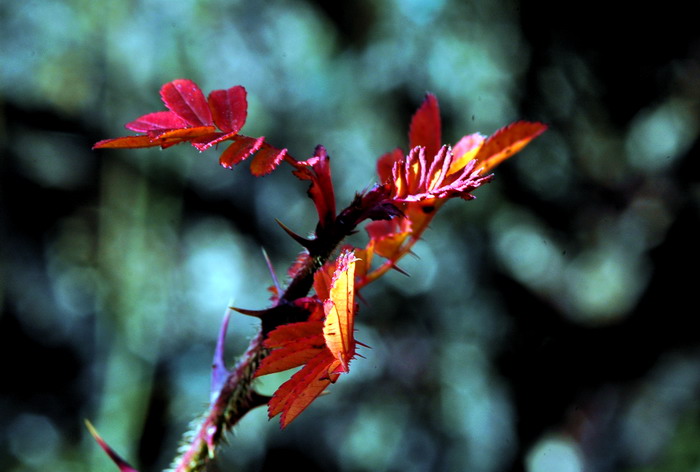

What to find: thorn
left=261, top=247, right=281, bottom=294
left=249, top=390, right=273, bottom=409
left=85, top=420, right=140, bottom=472
left=356, top=291, right=368, bottom=306
left=211, top=308, right=233, bottom=404
left=391, top=264, right=410, bottom=277
left=275, top=219, right=315, bottom=248
left=229, top=306, right=267, bottom=318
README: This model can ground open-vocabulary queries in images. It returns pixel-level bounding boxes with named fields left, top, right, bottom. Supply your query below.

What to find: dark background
left=1, top=1, right=699, bottom=471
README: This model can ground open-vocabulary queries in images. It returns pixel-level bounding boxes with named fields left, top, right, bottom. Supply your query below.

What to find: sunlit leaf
left=448, top=132, right=485, bottom=175
left=268, top=350, right=340, bottom=428
left=323, top=251, right=357, bottom=373
left=473, top=121, right=548, bottom=173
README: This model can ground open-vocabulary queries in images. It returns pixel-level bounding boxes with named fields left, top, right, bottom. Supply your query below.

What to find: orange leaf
left=256, top=337, right=325, bottom=376
left=264, top=320, right=324, bottom=347
left=473, top=121, right=548, bottom=174
left=313, top=261, right=334, bottom=302
left=93, top=135, right=161, bottom=149
left=256, top=320, right=326, bottom=376
left=365, top=219, right=412, bottom=260
left=149, top=126, right=218, bottom=141
left=250, top=142, right=288, bottom=176
left=268, top=350, right=340, bottom=428
left=447, top=132, right=486, bottom=176
left=322, top=251, right=357, bottom=373
left=352, top=243, right=374, bottom=281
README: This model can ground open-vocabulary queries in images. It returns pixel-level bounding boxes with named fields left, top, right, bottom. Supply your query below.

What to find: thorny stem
left=168, top=187, right=392, bottom=472
left=169, top=332, right=268, bottom=472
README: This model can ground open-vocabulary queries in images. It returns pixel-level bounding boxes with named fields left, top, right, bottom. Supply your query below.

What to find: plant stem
left=167, top=190, right=385, bottom=471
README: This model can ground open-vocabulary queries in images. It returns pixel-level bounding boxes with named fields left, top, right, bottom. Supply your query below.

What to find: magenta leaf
left=208, top=86, right=247, bottom=134
left=125, top=111, right=188, bottom=133
left=159, top=79, right=213, bottom=127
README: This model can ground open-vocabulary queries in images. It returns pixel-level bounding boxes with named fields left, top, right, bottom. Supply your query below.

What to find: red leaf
left=376, top=148, right=404, bottom=184
left=125, top=111, right=188, bottom=133
left=218, top=136, right=265, bottom=168
left=148, top=126, right=218, bottom=141
left=94, top=80, right=293, bottom=178
left=160, top=79, right=213, bottom=127
left=292, top=145, right=336, bottom=227
left=93, top=135, right=162, bottom=149
left=313, top=263, right=333, bottom=302
left=473, top=121, right=548, bottom=173
left=250, top=143, right=288, bottom=176
left=190, top=131, right=236, bottom=151
left=256, top=320, right=326, bottom=376
left=264, top=320, right=325, bottom=347
left=256, top=337, right=326, bottom=377
left=268, top=350, right=340, bottom=428
left=409, top=93, right=441, bottom=159
left=208, top=86, right=247, bottom=134
left=145, top=126, right=219, bottom=149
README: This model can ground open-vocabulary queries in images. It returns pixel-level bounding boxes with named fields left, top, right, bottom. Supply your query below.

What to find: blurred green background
left=1, top=1, right=699, bottom=471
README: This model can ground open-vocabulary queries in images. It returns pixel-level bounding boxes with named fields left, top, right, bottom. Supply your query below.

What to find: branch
left=166, top=187, right=394, bottom=471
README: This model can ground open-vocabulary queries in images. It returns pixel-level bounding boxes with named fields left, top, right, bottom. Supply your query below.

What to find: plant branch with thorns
left=90, top=79, right=546, bottom=471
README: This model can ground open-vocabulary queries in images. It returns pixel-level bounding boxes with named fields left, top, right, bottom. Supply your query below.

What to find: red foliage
left=93, top=79, right=288, bottom=175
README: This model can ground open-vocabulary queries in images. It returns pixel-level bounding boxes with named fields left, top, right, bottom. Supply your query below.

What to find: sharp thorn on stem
left=261, top=247, right=281, bottom=293
left=274, top=219, right=315, bottom=248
